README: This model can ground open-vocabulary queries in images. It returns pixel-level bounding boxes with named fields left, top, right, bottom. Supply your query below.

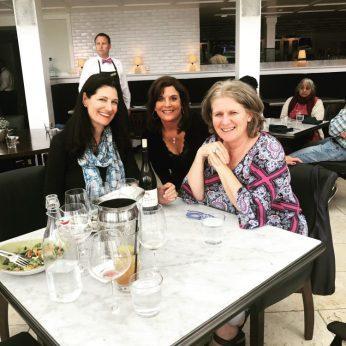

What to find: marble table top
left=0, top=200, right=323, bottom=346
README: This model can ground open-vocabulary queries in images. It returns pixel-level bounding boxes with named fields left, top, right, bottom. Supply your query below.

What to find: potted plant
left=0, top=117, right=10, bottom=142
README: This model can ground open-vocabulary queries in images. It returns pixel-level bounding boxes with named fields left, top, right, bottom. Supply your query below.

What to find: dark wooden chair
left=249, top=164, right=338, bottom=346
left=0, top=166, right=46, bottom=342
left=0, top=331, right=40, bottom=345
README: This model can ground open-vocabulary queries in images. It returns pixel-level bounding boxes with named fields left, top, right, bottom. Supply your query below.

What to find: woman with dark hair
left=145, top=75, right=209, bottom=199
left=45, top=73, right=138, bottom=203
left=281, top=78, right=324, bottom=140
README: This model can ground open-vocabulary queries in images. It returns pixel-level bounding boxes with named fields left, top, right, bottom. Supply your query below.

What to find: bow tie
left=102, top=57, right=112, bottom=64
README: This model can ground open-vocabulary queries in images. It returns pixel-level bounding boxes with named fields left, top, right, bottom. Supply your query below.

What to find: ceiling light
left=267, top=4, right=308, bottom=8
left=299, top=9, right=335, bottom=12
left=177, top=0, right=223, bottom=4
left=262, top=11, right=293, bottom=15
left=313, top=2, right=346, bottom=5
left=124, top=2, right=170, bottom=6
left=220, top=7, right=235, bottom=10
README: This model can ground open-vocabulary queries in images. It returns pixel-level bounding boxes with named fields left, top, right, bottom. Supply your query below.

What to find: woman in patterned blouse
left=181, top=79, right=308, bottom=346
left=181, top=80, right=307, bottom=234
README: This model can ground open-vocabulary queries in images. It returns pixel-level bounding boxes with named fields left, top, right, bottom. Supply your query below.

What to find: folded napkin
left=269, top=124, right=294, bottom=133
left=302, top=117, right=322, bottom=125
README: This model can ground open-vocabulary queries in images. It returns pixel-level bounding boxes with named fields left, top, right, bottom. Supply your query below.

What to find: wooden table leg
left=0, top=292, right=9, bottom=341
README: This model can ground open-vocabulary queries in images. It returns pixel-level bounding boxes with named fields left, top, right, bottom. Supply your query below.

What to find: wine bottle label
left=142, top=188, right=158, bottom=208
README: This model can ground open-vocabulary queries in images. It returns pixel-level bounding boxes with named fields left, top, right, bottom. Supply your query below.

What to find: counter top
left=50, top=59, right=346, bottom=85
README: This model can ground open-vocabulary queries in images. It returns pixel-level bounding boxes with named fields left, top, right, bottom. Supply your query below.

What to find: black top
left=44, top=130, right=139, bottom=203
left=145, top=112, right=209, bottom=189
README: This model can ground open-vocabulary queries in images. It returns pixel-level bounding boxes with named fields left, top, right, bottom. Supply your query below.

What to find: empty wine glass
left=139, top=204, right=166, bottom=270
left=88, top=230, right=131, bottom=313
left=65, top=188, right=90, bottom=211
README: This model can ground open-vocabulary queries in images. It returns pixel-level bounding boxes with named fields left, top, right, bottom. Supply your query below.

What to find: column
left=12, top=0, right=54, bottom=129
left=235, top=0, right=261, bottom=84
left=265, top=16, right=277, bottom=62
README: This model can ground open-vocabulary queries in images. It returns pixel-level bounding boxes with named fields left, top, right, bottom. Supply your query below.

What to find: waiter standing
left=79, top=33, right=131, bottom=128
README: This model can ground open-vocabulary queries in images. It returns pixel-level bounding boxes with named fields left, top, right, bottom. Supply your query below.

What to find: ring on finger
left=212, top=148, right=218, bottom=154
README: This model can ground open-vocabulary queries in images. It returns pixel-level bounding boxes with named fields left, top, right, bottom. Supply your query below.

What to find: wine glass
left=88, top=230, right=131, bottom=313
left=65, top=188, right=90, bottom=211
left=60, top=202, right=90, bottom=274
left=139, top=204, right=166, bottom=270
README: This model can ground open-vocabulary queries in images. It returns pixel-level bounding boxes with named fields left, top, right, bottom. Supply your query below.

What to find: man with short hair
left=78, top=33, right=131, bottom=110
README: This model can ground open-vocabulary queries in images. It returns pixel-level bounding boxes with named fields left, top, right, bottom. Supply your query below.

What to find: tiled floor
left=5, top=179, right=346, bottom=345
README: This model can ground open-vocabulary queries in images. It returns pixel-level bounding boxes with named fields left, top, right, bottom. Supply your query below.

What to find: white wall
left=70, top=7, right=200, bottom=74
left=1, top=6, right=200, bottom=75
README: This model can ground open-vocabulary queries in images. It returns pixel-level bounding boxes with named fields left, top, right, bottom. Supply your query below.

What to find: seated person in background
left=281, top=78, right=324, bottom=141
left=286, top=108, right=346, bottom=165
left=209, top=54, right=228, bottom=64
left=239, top=75, right=271, bottom=117
left=181, top=79, right=307, bottom=345
left=45, top=73, right=175, bottom=205
left=145, top=76, right=209, bottom=194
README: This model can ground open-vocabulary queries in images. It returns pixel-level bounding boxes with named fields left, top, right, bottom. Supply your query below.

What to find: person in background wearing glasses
left=280, top=78, right=325, bottom=141
left=181, top=80, right=308, bottom=346
left=145, top=76, right=209, bottom=202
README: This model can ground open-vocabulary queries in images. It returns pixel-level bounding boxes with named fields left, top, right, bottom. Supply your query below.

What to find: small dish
left=0, top=239, right=45, bottom=276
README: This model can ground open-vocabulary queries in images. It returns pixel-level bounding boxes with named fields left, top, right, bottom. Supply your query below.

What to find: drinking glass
left=88, top=230, right=131, bottom=313
left=130, top=269, right=163, bottom=317
left=201, top=211, right=225, bottom=245
left=5, top=129, right=19, bottom=149
left=65, top=188, right=90, bottom=211
left=60, top=203, right=91, bottom=274
left=296, top=114, right=305, bottom=128
left=139, top=204, right=166, bottom=270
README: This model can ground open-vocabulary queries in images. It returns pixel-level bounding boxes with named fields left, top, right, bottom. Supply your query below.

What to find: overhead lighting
left=299, top=9, right=335, bottom=12
left=177, top=0, right=223, bottom=4
left=262, top=11, right=293, bottom=15
left=220, top=7, right=235, bottom=10
left=124, top=2, right=171, bottom=6
left=72, top=4, right=119, bottom=8
left=215, top=13, right=234, bottom=17
left=267, top=4, right=308, bottom=8
left=313, top=2, right=346, bottom=5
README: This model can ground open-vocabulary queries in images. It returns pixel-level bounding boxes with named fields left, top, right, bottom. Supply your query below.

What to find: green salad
left=3, top=242, right=44, bottom=271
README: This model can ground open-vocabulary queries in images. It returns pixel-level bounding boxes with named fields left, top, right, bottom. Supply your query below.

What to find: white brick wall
left=70, top=7, right=200, bottom=74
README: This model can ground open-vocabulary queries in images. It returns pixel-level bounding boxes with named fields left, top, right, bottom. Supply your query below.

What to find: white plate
left=0, top=239, right=45, bottom=276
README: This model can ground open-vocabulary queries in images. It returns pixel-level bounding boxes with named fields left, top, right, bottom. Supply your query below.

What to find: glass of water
left=296, top=114, right=305, bottom=128
left=130, top=269, right=163, bottom=317
left=201, top=211, right=225, bottom=245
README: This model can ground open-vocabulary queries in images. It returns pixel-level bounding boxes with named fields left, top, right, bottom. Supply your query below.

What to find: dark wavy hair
left=64, top=72, right=130, bottom=158
left=146, top=76, right=191, bottom=133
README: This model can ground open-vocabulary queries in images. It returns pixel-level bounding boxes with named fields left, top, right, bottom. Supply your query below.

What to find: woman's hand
left=158, top=182, right=177, bottom=205
left=285, top=155, right=303, bottom=166
left=197, top=141, right=230, bottom=166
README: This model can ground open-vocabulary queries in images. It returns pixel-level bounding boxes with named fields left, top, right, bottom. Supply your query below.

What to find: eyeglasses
left=185, top=209, right=215, bottom=220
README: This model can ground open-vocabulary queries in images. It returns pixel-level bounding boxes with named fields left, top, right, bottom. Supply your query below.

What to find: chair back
left=0, top=166, right=46, bottom=242
left=289, top=164, right=338, bottom=295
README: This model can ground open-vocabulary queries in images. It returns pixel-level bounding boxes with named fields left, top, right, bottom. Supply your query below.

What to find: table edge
left=173, top=241, right=325, bottom=345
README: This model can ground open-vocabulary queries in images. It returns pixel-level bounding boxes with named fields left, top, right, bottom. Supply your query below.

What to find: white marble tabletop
left=0, top=200, right=322, bottom=346
left=264, top=117, right=329, bottom=139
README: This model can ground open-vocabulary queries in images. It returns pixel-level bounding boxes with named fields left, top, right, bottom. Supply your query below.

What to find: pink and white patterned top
left=181, top=132, right=308, bottom=236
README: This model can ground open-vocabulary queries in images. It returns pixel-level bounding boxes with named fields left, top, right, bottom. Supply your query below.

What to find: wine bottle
left=139, top=138, right=158, bottom=210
